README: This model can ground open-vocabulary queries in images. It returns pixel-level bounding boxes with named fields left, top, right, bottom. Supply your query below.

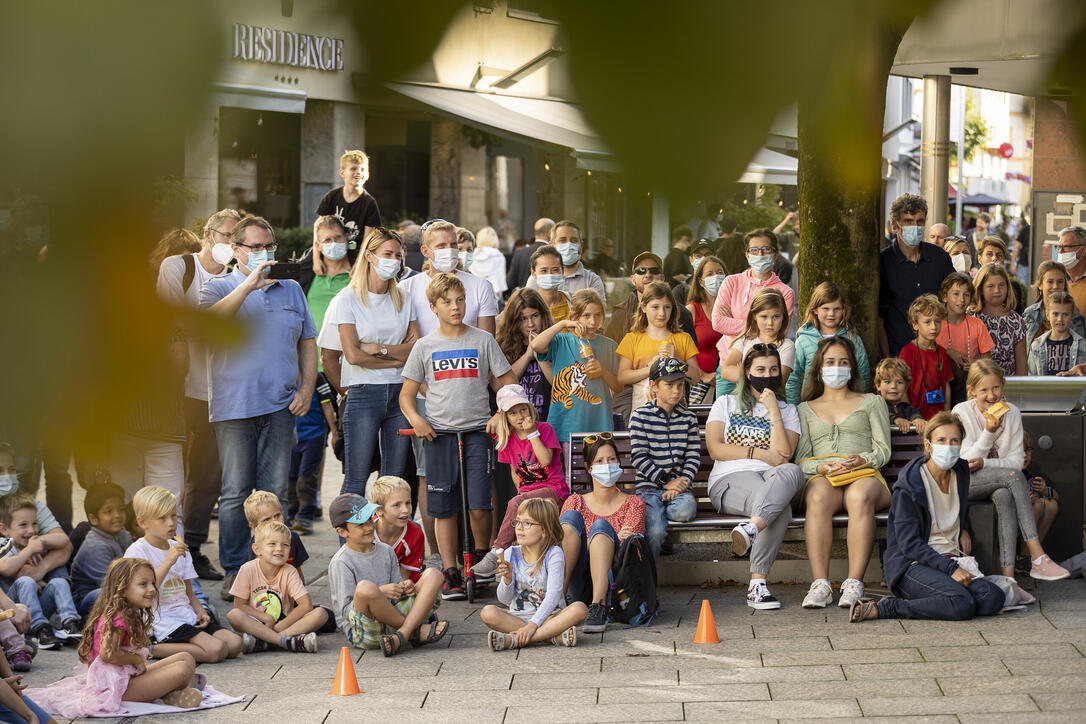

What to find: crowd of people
left=0, top=149, right=1084, bottom=720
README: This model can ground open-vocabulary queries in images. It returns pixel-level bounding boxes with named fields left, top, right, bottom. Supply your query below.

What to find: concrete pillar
left=920, top=75, right=951, bottom=226
left=184, top=102, right=220, bottom=223
left=651, top=192, right=669, bottom=260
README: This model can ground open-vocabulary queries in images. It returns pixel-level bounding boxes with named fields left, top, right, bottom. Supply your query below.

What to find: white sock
left=748, top=579, right=767, bottom=591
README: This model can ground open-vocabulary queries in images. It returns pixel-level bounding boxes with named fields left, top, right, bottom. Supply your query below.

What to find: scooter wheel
left=466, top=576, right=476, bottom=603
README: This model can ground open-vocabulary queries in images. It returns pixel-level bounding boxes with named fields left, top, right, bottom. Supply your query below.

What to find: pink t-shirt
left=497, top=422, right=569, bottom=501
left=90, top=613, right=131, bottom=664
left=229, top=559, right=309, bottom=620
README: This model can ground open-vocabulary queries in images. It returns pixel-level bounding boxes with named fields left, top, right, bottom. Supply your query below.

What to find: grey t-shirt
left=402, top=326, right=512, bottom=430
left=328, top=542, right=401, bottom=631
left=71, top=527, right=134, bottom=600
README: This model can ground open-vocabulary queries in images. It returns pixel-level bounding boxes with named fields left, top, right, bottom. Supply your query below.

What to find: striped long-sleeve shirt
left=628, top=401, right=701, bottom=490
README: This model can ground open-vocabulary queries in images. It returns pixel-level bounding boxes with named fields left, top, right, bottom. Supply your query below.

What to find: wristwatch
left=380, top=345, right=389, bottom=356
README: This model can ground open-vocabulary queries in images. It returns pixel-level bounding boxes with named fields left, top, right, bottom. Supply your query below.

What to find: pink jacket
left=711, top=269, right=796, bottom=359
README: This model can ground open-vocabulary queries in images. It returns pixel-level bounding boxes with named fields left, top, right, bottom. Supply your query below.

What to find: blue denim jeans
left=77, top=589, right=100, bottom=618
left=212, top=407, right=295, bottom=574
left=560, top=510, right=620, bottom=604
left=0, top=693, right=50, bottom=724
left=638, top=488, right=697, bottom=560
left=288, top=433, right=325, bottom=526
left=1060, top=550, right=1086, bottom=578
left=341, top=383, right=409, bottom=496
left=878, top=562, right=1004, bottom=620
left=10, top=571, right=78, bottom=629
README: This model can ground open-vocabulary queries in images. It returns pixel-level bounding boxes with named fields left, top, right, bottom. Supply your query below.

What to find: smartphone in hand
left=266, top=262, right=301, bottom=280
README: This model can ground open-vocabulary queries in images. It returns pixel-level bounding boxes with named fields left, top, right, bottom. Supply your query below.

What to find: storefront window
left=218, top=107, right=300, bottom=228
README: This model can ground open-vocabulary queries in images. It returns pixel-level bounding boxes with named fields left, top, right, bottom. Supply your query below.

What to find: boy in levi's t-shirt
left=124, top=487, right=242, bottom=663
left=226, top=520, right=327, bottom=653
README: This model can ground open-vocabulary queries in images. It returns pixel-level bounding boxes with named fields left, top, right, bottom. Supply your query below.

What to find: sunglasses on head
left=582, top=431, right=613, bottom=447
left=420, top=218, right=449, bottom=231
left=657, top=360, right=688, bottom=376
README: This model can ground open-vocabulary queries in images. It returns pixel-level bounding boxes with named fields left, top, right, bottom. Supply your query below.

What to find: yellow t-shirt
left=550, top=297, right=570, bottom=323
left=616, top=330, right=698, bottom=369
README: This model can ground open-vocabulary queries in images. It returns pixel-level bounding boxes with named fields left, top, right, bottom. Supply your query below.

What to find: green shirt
left=307, top=272, right=351, bottom=371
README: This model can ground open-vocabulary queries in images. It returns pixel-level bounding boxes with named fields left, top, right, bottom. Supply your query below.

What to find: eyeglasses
left=583, top=431, right=613, bottom=445
left=236, top=242, right=277, bottom=252
left=1056, top=243, right=1085, bottom=252
left=633, top=267, right=662, bottom=276
left=209, top=228, right=230, bottom=240
left=747, top=246, right=775, bottom=255
left=512, top=519, right=540, bottom=530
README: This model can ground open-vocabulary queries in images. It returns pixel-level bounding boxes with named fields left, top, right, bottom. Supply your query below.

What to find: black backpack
left=609, top=535, right=658, bottom=626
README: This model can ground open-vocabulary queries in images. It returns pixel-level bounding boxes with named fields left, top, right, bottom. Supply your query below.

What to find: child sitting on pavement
left=124, top=486, right=242, bottom=663
left=226, top=520, right=326, bottom=654
left=874, top=357, right=927, bottom=435
left=327, top=494, right=448, bottom=656
left=70, top=483, right=132, bottom=617
left=369, top=476, right=425, bottom=583
left=481, top=498, right=586, bottom=650
left=0, top=493, right=81, bottom=650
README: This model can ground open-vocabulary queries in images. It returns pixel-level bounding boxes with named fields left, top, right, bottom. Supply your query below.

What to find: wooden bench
left=566, top=407, right=926, bottom=544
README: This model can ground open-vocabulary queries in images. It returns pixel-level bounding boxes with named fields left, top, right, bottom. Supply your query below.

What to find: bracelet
left=747, top=446, right=754, bottom=459
left=525, top=430, right=541, bottom=440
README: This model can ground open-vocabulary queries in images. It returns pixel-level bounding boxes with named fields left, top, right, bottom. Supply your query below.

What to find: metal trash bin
left=1002, top=377, right=1086, bottom=562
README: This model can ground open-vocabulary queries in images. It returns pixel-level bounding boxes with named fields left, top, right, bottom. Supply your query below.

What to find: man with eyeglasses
left=1058, top=226, right=1086, bottom=317
left=199, top=215, right=318, bottom=596
left=604, top=251, right=697, bottom=421
left=154, top=208, right=241, bottom=581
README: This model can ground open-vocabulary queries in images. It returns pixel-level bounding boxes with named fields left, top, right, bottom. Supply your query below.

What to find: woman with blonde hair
left=468, top=225, right=508, bottom=298
left=324, top=227, right=420, bottom=496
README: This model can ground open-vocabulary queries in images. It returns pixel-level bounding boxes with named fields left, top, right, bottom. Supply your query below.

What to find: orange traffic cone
left=329, top=646, right=362, bottom=696
left=693, top=600, right=720, bottom=644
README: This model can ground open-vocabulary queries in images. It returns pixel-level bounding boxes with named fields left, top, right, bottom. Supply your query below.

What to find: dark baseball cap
left=329, top=494, right=381, bottom=529
left=649, top=356, right=689, bottom=382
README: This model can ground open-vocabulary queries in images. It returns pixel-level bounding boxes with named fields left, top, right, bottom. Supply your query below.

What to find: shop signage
left=233, top=23, right=343, bottom=71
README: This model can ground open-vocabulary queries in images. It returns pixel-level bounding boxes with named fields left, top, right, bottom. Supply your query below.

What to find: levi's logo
left=433, top=349, right=480, bottom=380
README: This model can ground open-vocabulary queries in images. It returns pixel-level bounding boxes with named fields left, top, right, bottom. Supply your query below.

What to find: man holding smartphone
left=199, top=215, right=318, bottom=595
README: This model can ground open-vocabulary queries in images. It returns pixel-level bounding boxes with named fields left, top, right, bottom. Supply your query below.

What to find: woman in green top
left=795, top=337, right=891, bottom=611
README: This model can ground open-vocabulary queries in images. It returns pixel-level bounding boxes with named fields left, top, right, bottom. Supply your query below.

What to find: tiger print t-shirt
left=539, top=331, right=619, bottom=445
left=705, top=393, right=801, bottom=484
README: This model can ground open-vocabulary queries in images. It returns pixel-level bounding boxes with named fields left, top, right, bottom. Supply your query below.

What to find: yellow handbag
left=800, top=455, right=877, bottom=487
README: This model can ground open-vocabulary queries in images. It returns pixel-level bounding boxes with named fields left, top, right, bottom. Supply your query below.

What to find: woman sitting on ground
left=796, top=337, right=892, bottom=610
left=850, top=411, right=1004, bottom=622
left=559, top=433, right=645, bottom=635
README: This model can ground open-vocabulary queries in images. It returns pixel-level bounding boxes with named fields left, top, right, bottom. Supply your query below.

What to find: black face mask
left=748, top=374, right=781, bottom=394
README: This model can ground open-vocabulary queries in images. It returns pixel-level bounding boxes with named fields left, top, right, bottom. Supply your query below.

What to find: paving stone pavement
left=25, top=460, right=1086, bottom=723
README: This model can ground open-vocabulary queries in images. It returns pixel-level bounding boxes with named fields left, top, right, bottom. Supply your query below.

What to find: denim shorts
left=424, top=431, right=494, bottom=518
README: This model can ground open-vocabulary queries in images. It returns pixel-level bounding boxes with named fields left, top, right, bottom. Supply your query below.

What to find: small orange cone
left=329, top=646, right=362, bottom=696
left=693, top=600, right=720, bottom=644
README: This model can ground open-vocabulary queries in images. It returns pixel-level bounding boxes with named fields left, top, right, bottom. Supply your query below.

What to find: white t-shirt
left=324, top=287, right=416, bottom=386
left=400, top=269, right=497, bottom=337
left=728, top=337, right=797, bottom=370
left=155, top=253, right=228, bottom=401
left=705, top=394, right=801, bottom=483
left=124, top=537, right=198, bottom=640
left=920, top=464, right=961, bottom=555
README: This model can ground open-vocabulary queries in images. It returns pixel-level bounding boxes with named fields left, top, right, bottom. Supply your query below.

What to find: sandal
left=849, top=597, right=878, bottom=623
left=379, top=630, right=408, bottom=657
left=410, top=619, right=449, bottom=648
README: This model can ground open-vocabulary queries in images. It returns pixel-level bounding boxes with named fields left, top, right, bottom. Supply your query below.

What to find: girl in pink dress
left=26, top=559, right=204, bottom=717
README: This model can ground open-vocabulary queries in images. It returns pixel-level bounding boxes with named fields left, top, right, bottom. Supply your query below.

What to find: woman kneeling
left=851, top=412, right=1004, bottom=622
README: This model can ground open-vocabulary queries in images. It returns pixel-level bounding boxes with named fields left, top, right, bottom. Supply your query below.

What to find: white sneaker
left=838, top=578, right=865, bottom=608
left=802, top=579, right=834, bottom=609
left=730, top=521, right=758, bottom=557
left=746, top=581, right=781, bottom=610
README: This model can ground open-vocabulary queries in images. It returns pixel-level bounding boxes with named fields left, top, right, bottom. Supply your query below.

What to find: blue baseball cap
left=329, top=494, right=381, bottom=528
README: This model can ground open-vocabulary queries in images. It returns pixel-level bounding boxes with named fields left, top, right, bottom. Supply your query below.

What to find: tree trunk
left=796, top=18, right=911, bottom=356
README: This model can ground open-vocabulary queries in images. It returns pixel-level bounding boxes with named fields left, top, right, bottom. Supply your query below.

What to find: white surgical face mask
left=458, top=250, right=474, bottom=269
left=900, top=225, right=923, bottom=247
left=322, top=242, right=347, bottom=261
left=0, top=474, right=17, bottom=497
left=372, top=257, right=401, bottom=281
left=1056, top=249, right=1080, bottom=268
left=930, top=444, right=961, bottom=470
left=747, top=254, right=774, bottom=274
left=951, top=254, right=970, bottom=273
left=211, top=242, right=234, bottom=266
left=536, top=273, right=563, bottom=290
left=821, top=366, right=851, bottom=389
left=703, top=274, right=725, bottom=296
left=590, top=463, right=622, bottom=487
left=555, top=242, right=581, bottom=266
left=244, top=248, right=271, bottom=273
left=431, top=247, right=458, bottom=273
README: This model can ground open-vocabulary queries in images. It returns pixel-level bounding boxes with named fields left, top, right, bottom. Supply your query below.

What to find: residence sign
left=233, top=23, right=344, bottom=71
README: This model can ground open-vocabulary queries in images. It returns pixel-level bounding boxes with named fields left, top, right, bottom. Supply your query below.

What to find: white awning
left=387, top=81, right=797, bottom=184
left=211, top=82, right=307, bottom=114
left=386, top=81, right=609, bottom=155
